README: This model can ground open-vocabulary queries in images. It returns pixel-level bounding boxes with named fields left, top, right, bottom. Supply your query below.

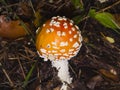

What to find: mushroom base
left=51, top=60, right=72, bottom=90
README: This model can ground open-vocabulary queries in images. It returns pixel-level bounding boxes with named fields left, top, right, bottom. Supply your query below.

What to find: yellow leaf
left=106, top=36, right=115, bottom=43
left=34, top=11, right=42, bottom=27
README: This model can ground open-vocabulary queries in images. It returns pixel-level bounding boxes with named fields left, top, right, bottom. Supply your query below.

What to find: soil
left=0, top=0, right=120, bottom=90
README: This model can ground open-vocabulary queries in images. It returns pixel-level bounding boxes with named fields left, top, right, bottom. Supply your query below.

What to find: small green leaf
left=94, top=12, right=120, bottom=30
left=88, top=9, right=96, bottom=18
left=22, top=62, right=36, bottom=87
left=72, top=15, right=84, bottom=25
left=71, top=0, right=84, bottom=9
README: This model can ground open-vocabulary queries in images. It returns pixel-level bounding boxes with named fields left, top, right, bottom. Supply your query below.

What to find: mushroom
left=0, top=15, right=29, bottom=39
left=36, top=16, right=82, bottom=90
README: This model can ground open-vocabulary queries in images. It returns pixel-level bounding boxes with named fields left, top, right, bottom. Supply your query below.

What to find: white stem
left=51, top=60, right=72, bottom=90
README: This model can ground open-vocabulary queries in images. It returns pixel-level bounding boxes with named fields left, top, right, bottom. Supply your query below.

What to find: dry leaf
left=105, top=36, right=115, bottom=43
left=114, top=14, right=120, bottom=26
left=99, top=69, right=119, bottom=81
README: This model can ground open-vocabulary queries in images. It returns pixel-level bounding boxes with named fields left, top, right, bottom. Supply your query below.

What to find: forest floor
left=0, top=0, right=120, bottom=90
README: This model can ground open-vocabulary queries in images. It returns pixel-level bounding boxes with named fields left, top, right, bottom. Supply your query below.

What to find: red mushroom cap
left=0, top=15, right=29, bottom=39
left=36, top=16, right=82, bottom=61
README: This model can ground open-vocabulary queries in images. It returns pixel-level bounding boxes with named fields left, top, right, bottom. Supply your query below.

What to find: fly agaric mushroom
left=36, top=16, right=82, bottom=90
left=0, top=15, right=29, bottom=39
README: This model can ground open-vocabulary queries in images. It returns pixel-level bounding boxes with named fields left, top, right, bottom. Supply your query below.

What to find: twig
left=0, top=3, right=19, bottom=9
left=82, top=0, right=120, bottom=21
left=17, top=55, right=26, bottom=79
left=97, top=0, right=120, bottom=13
left=23, top=45, right=36, bottom=56
left=18, top=53, right=35, bottom=61
left=0, top=62, right=14, bottom=87
left=69, top=63, right=77, bottom=78
left=29, top=0, right=36, bottom=14
left=22, top=61, right=37, bottom=87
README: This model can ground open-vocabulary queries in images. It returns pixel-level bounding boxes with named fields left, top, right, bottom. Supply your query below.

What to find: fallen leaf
left=99, top=69, right=119, bottom=81
left=114, top=14, right=120, bottom=26
left=105, top=36, right=115, bottom=43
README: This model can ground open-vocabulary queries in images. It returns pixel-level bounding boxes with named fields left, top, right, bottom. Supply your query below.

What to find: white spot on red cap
left=68, top=52, right=73, bottom=54
left=52, top=16, right=57, bottom=20
left=63, top=16, right=67, bottom=21
left=60, top=56, right=66, bottom=60
left=54, top=53, right=62, bottom=56
left=69, top=31, right=72, bottom=34
left=49, top=20, right=60, bottom=27
left=60, top=42, right=68, bottom=46
left=40, top=48, right=47, bottom=53
left=69, top=49, right=74, bottom=52
left=48, top=51, right=51, bottom=53
left=70, top=22, right=73, bottom=26
left=78, top=35, right=83, bottom=42
left=69, top=38, right=73, bottom=42
left=57, top=31, right=66, bottom=36
left=75, top=25, right=79, bottom=30
left=63, top=22, right=68, bottom=29
left=69, top=55, right=74, bottom=58
left=60, top=49, right=66, bottom=53
left=52, top=41, right=57, bottom=45
left=52, top=46, right=59, bottom=49
left=43, top=24, right=46, bottom=27
left=73, top=51, right=78, bottom=55
left=72, top=27, right=75, bottom=31
left=50, top=28, right=54, bottom=32
left=46, top=29, right=50, bottom=33
left=52, top=50, right=57, bottom=53
left=73, top=35, right=77, bottom=38
left=49, top=20, right=54, bottom=26
left=70, top=20, right=74, bottom=24
left=73, top=42, right=79, bottom=48
left=58, top=17, right=64, bottom=21
left=62, top=32, right=66, bottom=36
left=57, top=31, right=61, bottom=36
left=63, top=53, right=69, bottom=56
left=54, top=21, right=60, bottom=27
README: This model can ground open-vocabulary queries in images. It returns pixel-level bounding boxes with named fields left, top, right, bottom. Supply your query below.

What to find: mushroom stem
left=51, top=60, right=72, bottom=90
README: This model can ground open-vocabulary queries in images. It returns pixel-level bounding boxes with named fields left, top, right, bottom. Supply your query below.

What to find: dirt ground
left=0, top=0, right=120, bottom=90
